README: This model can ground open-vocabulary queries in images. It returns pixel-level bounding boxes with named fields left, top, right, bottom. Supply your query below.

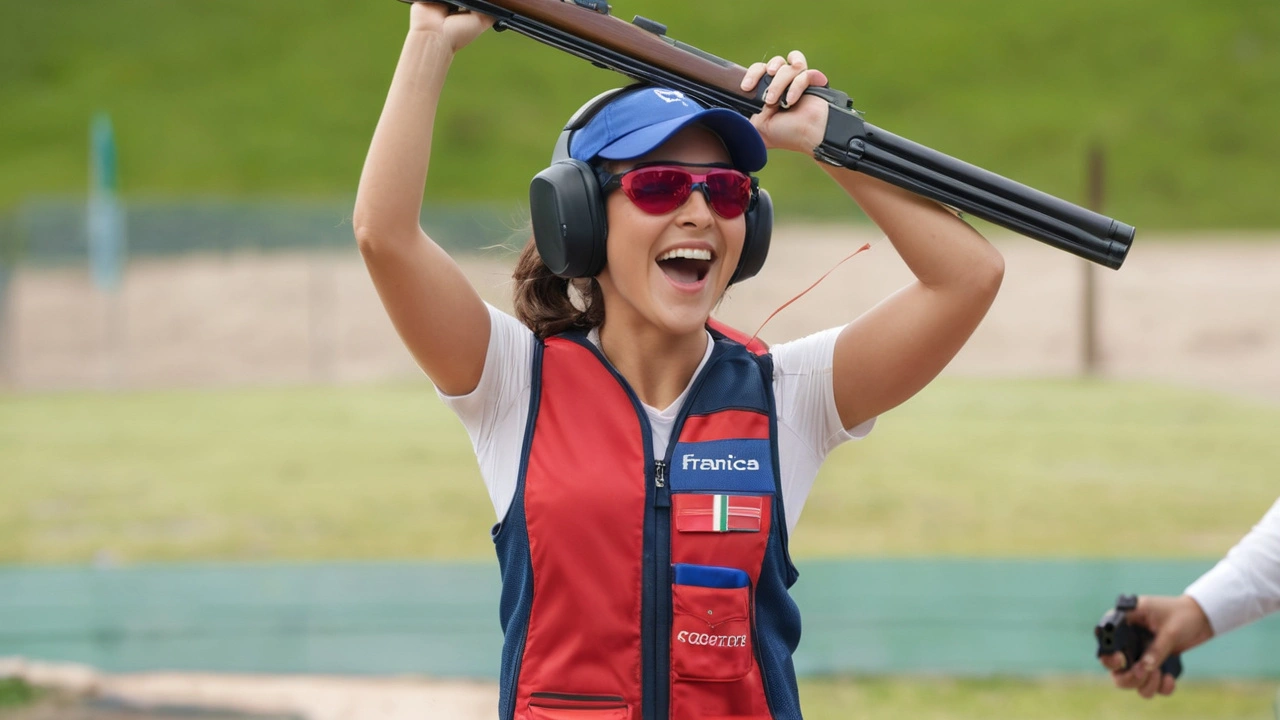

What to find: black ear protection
left=529, top=86, right=773, bottom=283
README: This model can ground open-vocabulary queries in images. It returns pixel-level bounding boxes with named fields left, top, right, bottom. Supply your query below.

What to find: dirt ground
left=1, top=659, right=496, bottom=720
left=3, top=229, right=1278, bottom=719
left=3, top=227, right=1279, bottom=402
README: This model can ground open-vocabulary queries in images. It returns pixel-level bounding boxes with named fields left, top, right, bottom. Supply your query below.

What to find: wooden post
left=0, top=260, right=11, bottom=388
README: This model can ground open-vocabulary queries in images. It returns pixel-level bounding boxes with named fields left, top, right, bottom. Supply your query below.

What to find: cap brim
left=594, top=108, right=767, bottom=173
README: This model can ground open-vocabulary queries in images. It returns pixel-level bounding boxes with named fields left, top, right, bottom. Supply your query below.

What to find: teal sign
left=88, top=112, right=126, bottom=292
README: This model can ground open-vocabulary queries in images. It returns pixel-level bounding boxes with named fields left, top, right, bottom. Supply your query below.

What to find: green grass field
left=1, top=1, right=1278, bottom=227
left=0, top=677, right=1273, bottom=719
left=2, top=377, right=1277, bottom=564
left=799, top=677, right=1277, bottom=719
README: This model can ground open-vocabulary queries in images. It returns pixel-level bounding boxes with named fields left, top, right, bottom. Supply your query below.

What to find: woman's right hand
left=408, top=1, right=494, bottom=53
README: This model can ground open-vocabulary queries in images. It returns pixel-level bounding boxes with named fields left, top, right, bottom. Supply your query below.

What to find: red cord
left=747, top=242, right=872, bottom=347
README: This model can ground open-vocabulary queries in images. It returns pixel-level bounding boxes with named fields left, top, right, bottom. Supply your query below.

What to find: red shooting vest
left=493, top=330, right=804, bottom=720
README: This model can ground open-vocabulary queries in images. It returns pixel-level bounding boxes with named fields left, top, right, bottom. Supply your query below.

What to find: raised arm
left=744, top=53, right=1004, bottom=430
left=821, top=163, right=1004, bottom=430
left=352, top=3, right=495, bottom=395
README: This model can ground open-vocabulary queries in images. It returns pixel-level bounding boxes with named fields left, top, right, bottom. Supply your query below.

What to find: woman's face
left=597, top=125, right=747, bottom=339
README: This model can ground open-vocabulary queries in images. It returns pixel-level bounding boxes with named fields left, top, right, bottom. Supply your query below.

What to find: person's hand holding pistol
left=1096, top=594, right=1214, bottom=698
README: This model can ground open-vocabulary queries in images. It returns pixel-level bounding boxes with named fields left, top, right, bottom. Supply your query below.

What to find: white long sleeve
left=1185, top=497, right=1280, bottom=636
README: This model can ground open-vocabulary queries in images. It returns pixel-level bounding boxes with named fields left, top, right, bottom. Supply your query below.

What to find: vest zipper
left=652, top=458, right=671, bottom=720
left=641, top=454, right=660, bottom=720
left=651, top=358, right=719, bottom=720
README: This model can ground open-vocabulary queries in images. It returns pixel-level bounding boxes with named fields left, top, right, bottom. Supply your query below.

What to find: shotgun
left=398, top=0, right=1135, bottom=269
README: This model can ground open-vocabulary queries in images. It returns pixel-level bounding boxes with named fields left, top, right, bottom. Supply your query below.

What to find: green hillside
left=1, top=0, right=1276, bottom=227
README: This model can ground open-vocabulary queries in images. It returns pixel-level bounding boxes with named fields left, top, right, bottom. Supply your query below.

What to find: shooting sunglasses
left=600, top=164, right=755, bottom=219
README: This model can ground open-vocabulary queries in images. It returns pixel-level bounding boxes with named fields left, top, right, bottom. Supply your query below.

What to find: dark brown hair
left=512, top=235, right=604, bottom=339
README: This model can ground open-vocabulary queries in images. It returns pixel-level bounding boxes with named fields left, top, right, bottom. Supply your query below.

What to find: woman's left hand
left=740, top=51, right=830, bottom=155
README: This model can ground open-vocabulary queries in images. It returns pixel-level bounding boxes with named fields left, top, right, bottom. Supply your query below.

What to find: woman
left=353, top=3, right=1004, bottom=719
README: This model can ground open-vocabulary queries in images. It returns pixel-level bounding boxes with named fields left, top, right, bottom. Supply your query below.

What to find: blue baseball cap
left=569, top=87, right=768, bottom=173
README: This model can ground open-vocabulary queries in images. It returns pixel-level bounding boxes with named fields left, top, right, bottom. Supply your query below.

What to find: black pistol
left=1094, top=594, right=1183, bottom=679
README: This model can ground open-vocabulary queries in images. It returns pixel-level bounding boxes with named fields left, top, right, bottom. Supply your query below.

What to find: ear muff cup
left=529, top=159, right=609, bottom=278
left=731, top=188, right=772, bottom=285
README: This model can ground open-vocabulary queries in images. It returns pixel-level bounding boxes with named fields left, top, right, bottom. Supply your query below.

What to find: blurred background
left=2, top=0, right=1279, bottom=718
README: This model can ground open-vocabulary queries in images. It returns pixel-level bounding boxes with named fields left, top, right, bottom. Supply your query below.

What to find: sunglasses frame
left=597, top=162, right=758, bottom=219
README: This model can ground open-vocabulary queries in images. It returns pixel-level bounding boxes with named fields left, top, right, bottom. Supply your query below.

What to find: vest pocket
left=527, top=693, right=629, bottom=720
left=670, top=564, right=754, bottom=681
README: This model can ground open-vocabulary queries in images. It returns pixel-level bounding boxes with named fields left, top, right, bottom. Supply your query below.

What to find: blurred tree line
left=0, top=0, right=1276, bottom=228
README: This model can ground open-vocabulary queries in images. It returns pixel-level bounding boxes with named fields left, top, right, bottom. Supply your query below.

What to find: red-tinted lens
left=620, top=166, right=752, bottom=219
left=702, top=169, right=752, bottom=219
left=621, top=167, right=692, bottom=215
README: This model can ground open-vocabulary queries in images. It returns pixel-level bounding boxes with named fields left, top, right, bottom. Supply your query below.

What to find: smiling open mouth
left=657, top=248, right=713, bottom=285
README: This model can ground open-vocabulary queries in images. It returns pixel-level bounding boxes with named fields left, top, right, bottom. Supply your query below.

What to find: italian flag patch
left=674, top=493, right=764, bottom=533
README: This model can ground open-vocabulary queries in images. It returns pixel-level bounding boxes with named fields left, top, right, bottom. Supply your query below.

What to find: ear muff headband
left=529, top=86, right=772, bottom=282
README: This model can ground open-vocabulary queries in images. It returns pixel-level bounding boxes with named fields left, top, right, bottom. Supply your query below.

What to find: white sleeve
left=770, top=326, right=875, bottom=532
left=1185, top=497, right=1280, bottom=636
left=434, top=303, right=534, bottom=521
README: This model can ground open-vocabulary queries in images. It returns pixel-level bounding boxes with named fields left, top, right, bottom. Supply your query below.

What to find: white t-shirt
left=438, top=304, right=873, bottom=534
left=1185, top=497, right=1280, bottom=636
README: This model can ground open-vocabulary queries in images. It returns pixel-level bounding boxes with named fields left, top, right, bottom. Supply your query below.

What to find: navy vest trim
left=492, top=334, right=544, bottom=720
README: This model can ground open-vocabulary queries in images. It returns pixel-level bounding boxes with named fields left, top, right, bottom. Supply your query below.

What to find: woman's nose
left=678, top=183, right=715, bottom=223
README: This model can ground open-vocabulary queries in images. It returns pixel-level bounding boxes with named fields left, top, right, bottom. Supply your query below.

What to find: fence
left=3, top=197, right=521, bottom=266
left=0, top=197, right=525, bottom=389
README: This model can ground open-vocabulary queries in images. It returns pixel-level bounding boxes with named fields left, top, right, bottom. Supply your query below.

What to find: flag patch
left=674, top=493, right=763, bottom=533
